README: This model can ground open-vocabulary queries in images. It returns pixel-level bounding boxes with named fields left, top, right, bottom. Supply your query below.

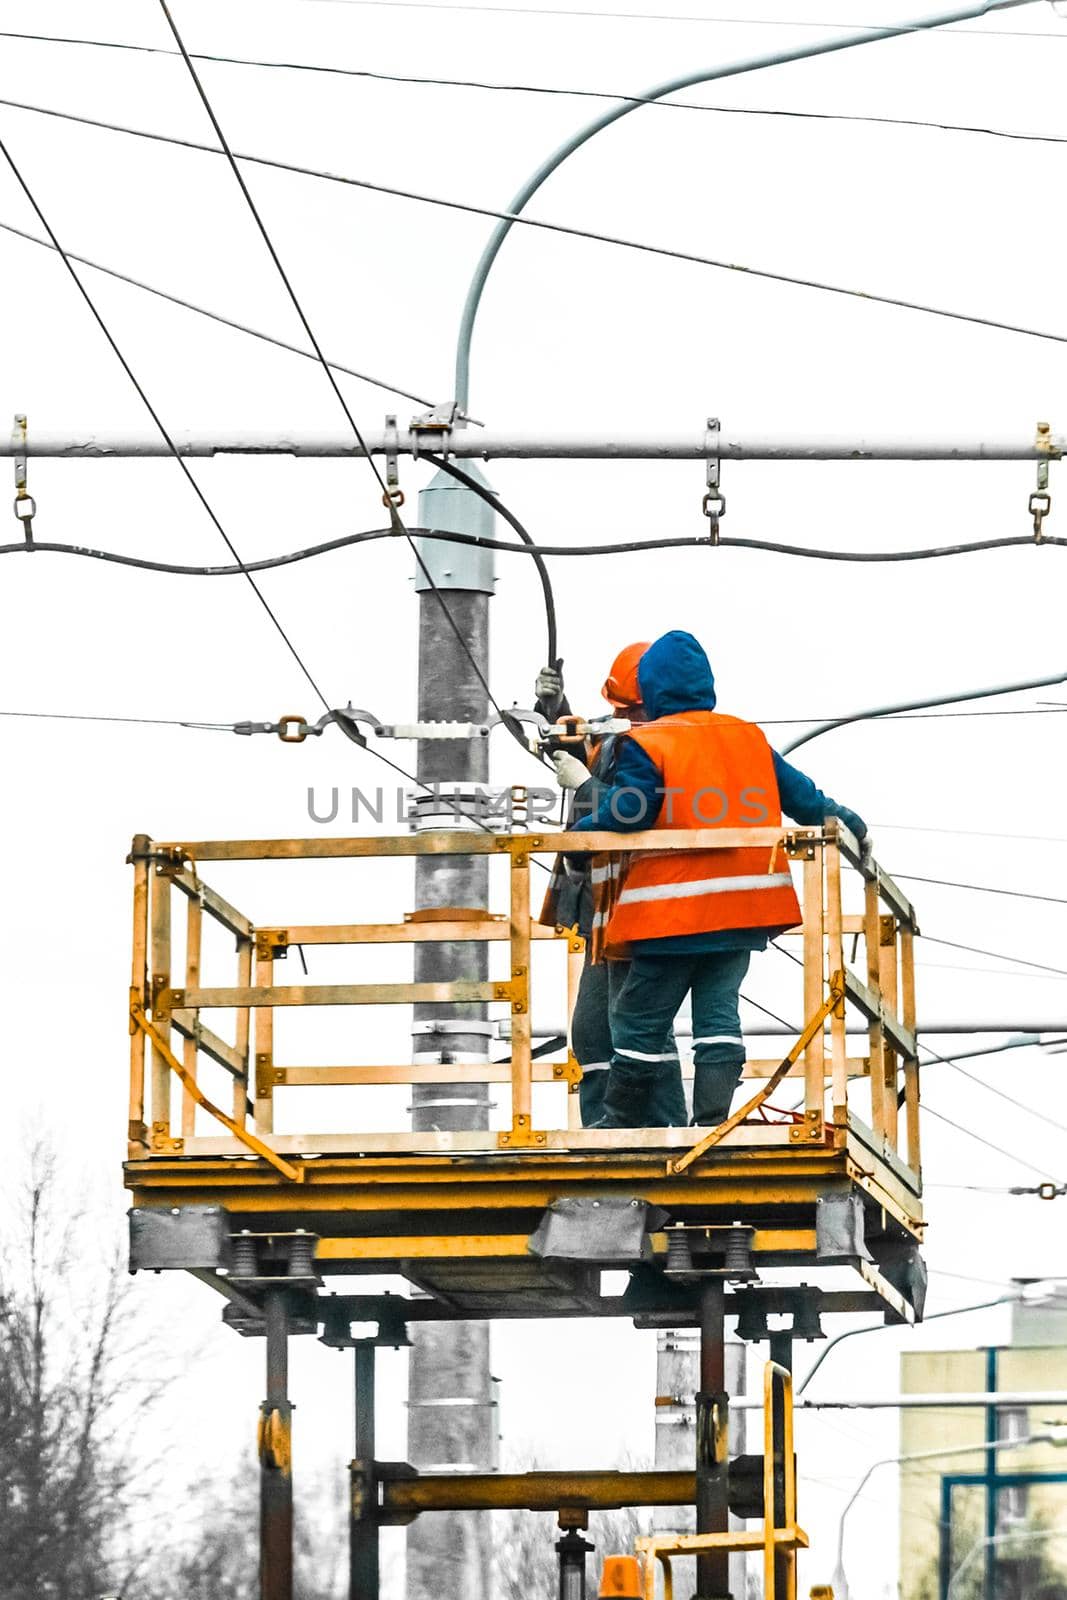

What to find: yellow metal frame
left=126, top=823, right=920, bottom=1189
left=633, top=1361, right=806, bottom=1600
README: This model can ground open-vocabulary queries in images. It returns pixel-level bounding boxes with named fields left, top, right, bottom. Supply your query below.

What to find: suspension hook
left=1029, top=420, right=1054, bottom=542
left=701, top=415, right=725, bottom=543
left=12, top=414, right=35, bottom=545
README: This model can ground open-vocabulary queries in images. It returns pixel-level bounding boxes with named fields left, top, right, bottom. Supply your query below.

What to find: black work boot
left=692, top=1053, right=745, bottom=1126
left=596, top=1061, right=655, bottom=1128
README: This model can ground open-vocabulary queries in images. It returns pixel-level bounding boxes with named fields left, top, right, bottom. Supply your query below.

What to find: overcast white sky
left=2, top=0, right=1067, bottom=1593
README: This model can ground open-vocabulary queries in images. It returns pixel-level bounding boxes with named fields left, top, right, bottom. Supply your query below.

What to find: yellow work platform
left=124, top=822, right=925, bottom=1330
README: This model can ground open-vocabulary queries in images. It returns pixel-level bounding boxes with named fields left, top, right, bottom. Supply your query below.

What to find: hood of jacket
left=636, top=630, right=717, bottom=719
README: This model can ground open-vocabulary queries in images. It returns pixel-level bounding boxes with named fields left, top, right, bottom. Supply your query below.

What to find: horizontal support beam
left=259, top=919, right=565, bottom=945
left=270, top=1059, right=858, bottom=1085
left=167, top=979, right=513, bottom=1008
left=156, top=826, right=801, bottom=861
left=11, top=427, right=1064, bottom=461
left=178, top=1123, right=796, bottom=1156
left=514, top=1017, right=1067, bottom=1037
left=315, top=1227, right=817, bottom=1261
left=276, top=1061, right=578, bottom=1086
left=312, top=1289, right=890, bottom=1323
left=380, top=1469, right=696, bottom=1516
left=640, top=1530, right=807, bottom=1552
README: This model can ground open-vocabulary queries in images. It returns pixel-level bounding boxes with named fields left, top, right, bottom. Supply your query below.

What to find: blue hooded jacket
left=573, top=630, right=867, bottom=955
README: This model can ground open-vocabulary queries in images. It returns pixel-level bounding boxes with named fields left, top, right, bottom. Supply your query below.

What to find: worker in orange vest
left=571, top=631, right=868, bottom=1129
left=534, top=646, right=684, bottom=1126
left=536, top=644, right=686, bottom=1126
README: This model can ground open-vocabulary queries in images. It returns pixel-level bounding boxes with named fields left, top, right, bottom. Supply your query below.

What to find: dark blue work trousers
left=601, top=949, right=751, bottom=1128
left=570, top=955, right=687, bottom=1127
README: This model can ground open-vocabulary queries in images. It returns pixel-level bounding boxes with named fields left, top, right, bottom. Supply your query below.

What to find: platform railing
left=126, top=821, right=919, bottom=1180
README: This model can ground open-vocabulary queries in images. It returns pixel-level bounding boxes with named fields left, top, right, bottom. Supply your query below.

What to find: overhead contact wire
left=2, top=521, right=1064, bottom=574
left=920, top=1102, right=1056, bottom=1180
left=6, top=30, right=1067, bottom=148
left=0, top=220, right=430, bottom=405
left=6, top=93, right=1067, bottom=352
left=923, top=1043, right=1067, bottom=1137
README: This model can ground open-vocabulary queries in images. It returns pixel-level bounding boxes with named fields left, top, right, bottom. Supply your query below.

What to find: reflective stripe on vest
left=604, top=710, right=802, bottom=947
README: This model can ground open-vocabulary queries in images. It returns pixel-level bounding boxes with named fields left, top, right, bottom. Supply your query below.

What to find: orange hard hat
left=598, top=1555, right=643, bottom=1598
left=601, top=641, right=651, bottom=711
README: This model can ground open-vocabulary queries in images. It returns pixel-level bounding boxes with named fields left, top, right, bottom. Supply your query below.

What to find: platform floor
left=126, top=1115, right=923, bottom=1326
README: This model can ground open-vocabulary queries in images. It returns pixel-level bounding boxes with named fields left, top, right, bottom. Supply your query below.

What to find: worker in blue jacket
left=571, top=631, right=868, bottom=1129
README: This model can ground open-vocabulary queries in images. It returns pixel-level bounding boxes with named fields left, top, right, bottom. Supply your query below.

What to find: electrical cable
left=7, top=29, right=1067, bottom=149
left=876, top=822, right=1067, bottom=844
left=904, top=1036, right=1048, bottom=1064
left=719, top=533, right=1067, bottom=560
left=156, top=0, right=537, bottom=765
left=782, top=667, right=1067, bottom=754
left=4, top=519, right=1065, bottom=577
left=7, top=93, right=1067, bottom=353
left=922, top=1042, right=1067, bottom=1136
left=919, top=1102, right=1056, bottom=1179
left=739, top=993, right=801, bottom=1032
left=420, top=452, right=557, bottom=666
left=778, top=925, right=1067, bottom=979
left=895, top=873, right=1067, bottom=906
left=243, top=0, right=1061, bottom=40
left=920, top=935, right=1067, bottom=977
left=0, top=135, right=525, bottom=845
left=766, top=708, right=1067, bottom=722
left=0, top=134, right=332, bottom=715
left=0, top=219, right=432, bottom=405
left=0, top=708, right=234, bottom=729
left=916, top=962, right=1064, bottom=982
left=796, top=1291, right=1021, bottom=1394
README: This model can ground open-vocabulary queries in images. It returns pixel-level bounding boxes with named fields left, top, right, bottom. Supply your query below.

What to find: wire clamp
left=12, top=413, right=35, bottom=545
left=409, top=400, right=459, bottom=460
left=1030, top=421, right=1053, bottom=541
left=701, top=416, right=725, bottom=542
left=381, top=413, right=404, bottom=508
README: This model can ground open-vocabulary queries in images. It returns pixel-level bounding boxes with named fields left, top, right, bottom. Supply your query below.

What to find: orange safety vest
left=603, top=710, right=802, bottom=949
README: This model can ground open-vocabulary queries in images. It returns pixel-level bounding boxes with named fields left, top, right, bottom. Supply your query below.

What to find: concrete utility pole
left=405, top=463, right=499, bottom=1600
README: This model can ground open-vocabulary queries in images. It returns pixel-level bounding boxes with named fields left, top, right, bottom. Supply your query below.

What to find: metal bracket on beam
left=701, top=416, right=725, bottom=542
left=409, top=400, right=459, bottom=460
left=1030, top=420, right=1054, bottom=541
left=382, top=413, right=404, bottom=509
left=12, top=413, right=34, bottom=544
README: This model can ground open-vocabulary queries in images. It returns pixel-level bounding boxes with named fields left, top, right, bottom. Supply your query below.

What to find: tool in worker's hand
left=497, top=707, right=632, bottom=757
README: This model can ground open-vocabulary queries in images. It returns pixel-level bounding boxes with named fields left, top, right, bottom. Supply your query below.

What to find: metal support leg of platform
left=351, top=1344, right=380, bottom=1600
left=556, top=1523, right=594, bottom=1600
left=769, top=1332, right=794, bottom=1600
left=260, top=1290, right=294, bottom=1600
left=695, top=1283, right=731, bottom=1600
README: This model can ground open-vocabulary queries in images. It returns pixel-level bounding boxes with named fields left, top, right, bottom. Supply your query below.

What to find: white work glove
left=535, top=664, right=564, bottom=715
left=551, top=750, right=591, bottom=790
